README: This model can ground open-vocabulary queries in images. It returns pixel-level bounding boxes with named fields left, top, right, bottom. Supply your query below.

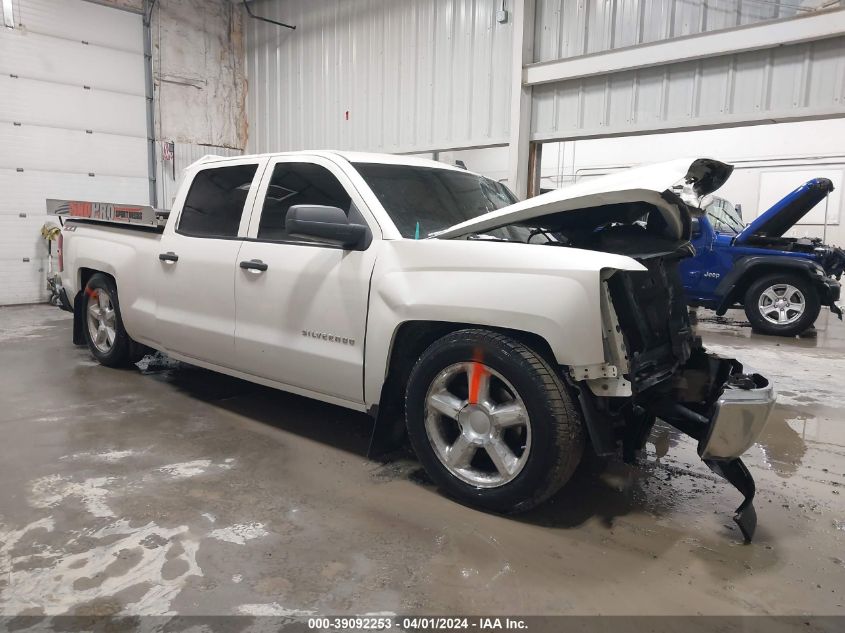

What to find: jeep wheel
left=744, top=273, right=820, bottom=336
left=405, top=329, right=584, bottom=513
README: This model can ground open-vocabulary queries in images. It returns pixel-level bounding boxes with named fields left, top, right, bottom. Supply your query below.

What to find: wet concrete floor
left=0, top=304, right=843, bottom=616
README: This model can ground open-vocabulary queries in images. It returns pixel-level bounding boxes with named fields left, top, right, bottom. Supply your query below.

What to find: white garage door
left=0, top=0, right=149, bottom=305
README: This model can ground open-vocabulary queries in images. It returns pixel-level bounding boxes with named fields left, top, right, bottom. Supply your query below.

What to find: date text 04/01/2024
left=306, top=617, right=528, bottom=630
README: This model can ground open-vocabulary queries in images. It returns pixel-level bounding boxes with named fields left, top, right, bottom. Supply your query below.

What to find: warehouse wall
left=151, top=0, right=247, bottom=150
left=531, top=34, right=845, bottom=142
left=97, top=0, right=248, bottom=207
left=533, top=0, right=831, bottom=62
left=0, top=0, right=150, bottom=305
left=97, top=0, right=247, bottom=150
left=245, top=0, right=842, bottom=156
left=529, top=0, right=845, bottom=142
left=0, top=0, right=246, bottom=306
left=147, top=0, right=247, bottom=207
left=245, top=0, right=513, bottom=154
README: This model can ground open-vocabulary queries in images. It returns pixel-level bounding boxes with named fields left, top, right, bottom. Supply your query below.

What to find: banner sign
left=46, top=199, right=158, bottom=227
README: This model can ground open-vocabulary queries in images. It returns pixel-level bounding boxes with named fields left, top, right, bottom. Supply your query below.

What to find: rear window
left=178, top=164, right=258, bottom=238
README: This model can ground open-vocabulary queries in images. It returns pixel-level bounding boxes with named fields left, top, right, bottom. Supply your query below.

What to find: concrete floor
left=0, top=304, right=843, bottom=617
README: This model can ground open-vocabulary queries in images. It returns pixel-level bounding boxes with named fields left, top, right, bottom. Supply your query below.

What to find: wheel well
left=726, top=264, right=813, bottom=308
left=79, top=267, right=115, bottom=290
left=369, top=320, right=558, bottom=456
left=73, top=268, right=116, bottom=345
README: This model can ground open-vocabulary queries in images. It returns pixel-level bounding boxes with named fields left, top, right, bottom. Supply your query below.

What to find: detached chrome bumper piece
left=647, top=354, right=775, bottom=542
left=699, top=373, right=774, bottom=461
left=700, top=373, right=774, bottom=542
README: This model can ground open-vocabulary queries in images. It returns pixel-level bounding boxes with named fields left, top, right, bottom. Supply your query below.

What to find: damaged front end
left=601, top=261, right=775, bottom=542
left=434, top=157, right=776, bottom=540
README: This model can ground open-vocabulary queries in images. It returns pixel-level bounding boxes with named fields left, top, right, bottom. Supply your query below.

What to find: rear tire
left=82, top=273, right=142, bottom=367
left=743, top=273, right=820, bottom=337
left=405, top=329, right=584, bottom=513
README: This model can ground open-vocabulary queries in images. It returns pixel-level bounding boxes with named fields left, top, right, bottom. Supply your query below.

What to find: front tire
left=82, top=273, right=142, bottom=367
left=405, top=329, right=584, bottom=513
left=743, top=273, right=820, bottom=336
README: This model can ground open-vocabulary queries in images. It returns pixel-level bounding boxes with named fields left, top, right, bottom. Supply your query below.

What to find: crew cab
left=55, top=152, right=775, bottom=540
left=681, top=178, right=844, bottom=336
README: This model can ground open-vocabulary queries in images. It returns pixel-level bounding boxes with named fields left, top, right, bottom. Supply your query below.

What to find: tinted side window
left=353, top=162, right=516, bottom=239
left=258, top=162, right=352, bottom=240
left=178, top=164, right=258, bottom=238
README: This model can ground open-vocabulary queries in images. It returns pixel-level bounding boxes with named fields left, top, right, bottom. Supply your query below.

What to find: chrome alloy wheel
left=758, top=283, right=806, bottom=326
left=86, top=288, right=117, bottom=353
left=424, top=362, right=531, bottom=488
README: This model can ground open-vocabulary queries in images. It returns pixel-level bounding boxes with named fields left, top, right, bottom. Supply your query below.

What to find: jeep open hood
left=433, top=158, right=734, bottom=240
left=735, top=178, right=835, bottom=244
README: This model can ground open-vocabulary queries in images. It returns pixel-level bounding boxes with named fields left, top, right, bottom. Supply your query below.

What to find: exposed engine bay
left=741, top=235, right=845, bottom=279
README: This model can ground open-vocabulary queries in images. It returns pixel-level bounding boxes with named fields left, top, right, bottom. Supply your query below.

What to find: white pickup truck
left=55, top=152, right=775, bottom=540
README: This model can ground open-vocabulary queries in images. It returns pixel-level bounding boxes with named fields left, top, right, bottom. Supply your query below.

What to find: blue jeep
left=680, top=178, right=844, bottom=336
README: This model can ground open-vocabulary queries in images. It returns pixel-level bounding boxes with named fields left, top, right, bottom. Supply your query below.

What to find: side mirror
left=286, top=205, right=368, bottom=250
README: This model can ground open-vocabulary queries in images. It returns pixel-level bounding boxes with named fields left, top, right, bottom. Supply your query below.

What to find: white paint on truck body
left=60, top=151, right=706, bottom=413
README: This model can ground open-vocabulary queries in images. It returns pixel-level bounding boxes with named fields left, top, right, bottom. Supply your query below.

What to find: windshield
left=706, top=197, right=744, bottom=235
left=353, top=162, right=518, bottom=238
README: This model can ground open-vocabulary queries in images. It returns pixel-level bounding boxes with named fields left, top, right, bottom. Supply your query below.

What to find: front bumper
left=698, top=372, right=774, bottom=542
left=818, top=276, right=842, bottom=319
left=699, top=372, right=775, bottom=460
left=645, top=352, right=775, bottom=542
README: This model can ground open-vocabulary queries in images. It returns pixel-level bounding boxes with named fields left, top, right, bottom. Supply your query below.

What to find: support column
left=526, top=141, right=542, bottom=197
left=507, top=0, right=536, bottom=200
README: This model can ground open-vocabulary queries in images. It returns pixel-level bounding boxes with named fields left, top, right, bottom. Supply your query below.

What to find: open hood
left=433, top=158, right=734, bottom=240
left=735, top=178, right=835, bottom=244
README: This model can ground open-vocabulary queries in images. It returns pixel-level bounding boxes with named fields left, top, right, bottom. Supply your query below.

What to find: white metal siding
left=0, top=0, right=148, bottom=305
left=245, top=0, right=844, bottom=157
left=245, top=0, right=513, bottom=154
left=533, top=0, right=823, bottom=62
left=530, top=35, right=845, bottom=142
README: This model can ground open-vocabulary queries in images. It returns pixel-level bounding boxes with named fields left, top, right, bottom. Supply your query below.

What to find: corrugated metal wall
left=531, top=34, right=845, bottom=141
left=533, top=0, right=822, bottom=62
left=245, top=0, right=513, bottom=154
left=245, top=0, right=842, bottom=155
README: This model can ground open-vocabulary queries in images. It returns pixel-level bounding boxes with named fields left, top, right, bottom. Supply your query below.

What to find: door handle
left=240, top=259, right=268, bottom=272
left=159, top=251, right=179, bottom=263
